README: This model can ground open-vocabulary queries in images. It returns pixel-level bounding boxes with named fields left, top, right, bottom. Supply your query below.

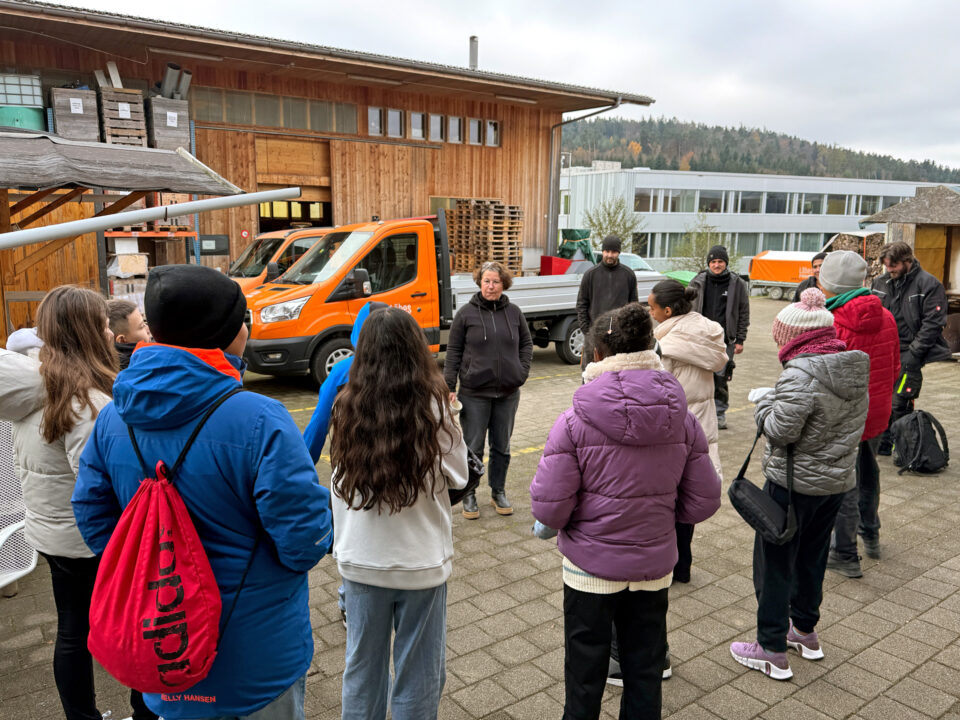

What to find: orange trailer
left=748, top=250, right=818, bottom=300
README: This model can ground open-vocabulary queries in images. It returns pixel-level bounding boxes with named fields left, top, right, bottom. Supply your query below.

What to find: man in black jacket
left=688, top=245, right=750, bottom=429
left=871, top=241, right=951, bottom=454
left=792, top=252, right=827, bottom=302
left=575, top=235, right=638, bottom=370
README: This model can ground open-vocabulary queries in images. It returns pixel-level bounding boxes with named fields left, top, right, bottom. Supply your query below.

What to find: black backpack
left=891, top=410, right=949, bottom=475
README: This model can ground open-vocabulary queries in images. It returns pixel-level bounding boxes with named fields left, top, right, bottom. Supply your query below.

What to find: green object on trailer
left=664, top=270, right=697, bottom=287
left=558, top=229, right=595, bottom=263
left=0, top=106, right=46, bottom=130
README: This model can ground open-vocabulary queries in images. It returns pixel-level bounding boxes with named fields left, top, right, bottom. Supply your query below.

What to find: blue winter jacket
left=303, top=301, right=381, bottom=463
left=72, top=344, right=333, bottom=719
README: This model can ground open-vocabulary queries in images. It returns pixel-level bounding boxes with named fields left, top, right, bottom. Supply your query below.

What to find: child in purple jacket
left=530, top=303, right=721, bottom=720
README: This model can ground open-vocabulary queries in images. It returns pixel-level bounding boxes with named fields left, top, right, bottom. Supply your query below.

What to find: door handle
left=410, top=292, right=427, bottom=298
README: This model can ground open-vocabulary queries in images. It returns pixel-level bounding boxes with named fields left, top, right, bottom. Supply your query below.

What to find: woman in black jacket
left=444, top=261, right=533, bottom=519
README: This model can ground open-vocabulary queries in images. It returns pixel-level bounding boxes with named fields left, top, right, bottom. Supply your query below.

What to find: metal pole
left=0, top=187, right=301, bottom=251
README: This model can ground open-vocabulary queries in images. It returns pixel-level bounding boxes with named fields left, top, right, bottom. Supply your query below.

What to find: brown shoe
left=490, top=490, right=513, bottom=516
left=461, top=492, right=479, bottom=519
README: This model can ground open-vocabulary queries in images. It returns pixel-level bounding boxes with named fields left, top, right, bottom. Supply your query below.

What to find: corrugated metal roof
left=0, top=0, right=654, bottom=108
left=861, top=185, right=960, bottom=225
left=0, top=130, right=242, bottom=194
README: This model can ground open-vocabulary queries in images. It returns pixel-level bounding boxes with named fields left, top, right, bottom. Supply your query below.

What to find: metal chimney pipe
left=469, top=36, right=478, bottom=70
left=176, top=69, right=193, bottom=99
left=159, top=62, right=181, bottom=98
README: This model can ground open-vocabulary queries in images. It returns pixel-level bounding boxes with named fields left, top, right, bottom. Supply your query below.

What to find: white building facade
left=558, top=162, right=948, bottom=271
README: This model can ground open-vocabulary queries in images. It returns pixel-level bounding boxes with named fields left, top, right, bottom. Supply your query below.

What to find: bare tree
left=671, top=211, right=742, bottom=273
left=583, top=197, right=645, bottom=253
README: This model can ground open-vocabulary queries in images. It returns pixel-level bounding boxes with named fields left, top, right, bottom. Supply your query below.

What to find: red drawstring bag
left=88, top=389, right=247, bottom=693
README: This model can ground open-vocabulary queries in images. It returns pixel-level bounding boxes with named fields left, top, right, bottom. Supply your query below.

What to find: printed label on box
left=69, top=98, right=83, bottom=114
left=166, top=111, right=178, bottom=128
left=202, top=240, right=217, bottom=250
left=118, top=102, right=131, bottom=119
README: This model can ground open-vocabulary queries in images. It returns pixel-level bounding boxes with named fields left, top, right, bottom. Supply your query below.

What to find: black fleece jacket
left=444, top=292, right=533, bottom=397
left=575, top=261, right=639, bottom=334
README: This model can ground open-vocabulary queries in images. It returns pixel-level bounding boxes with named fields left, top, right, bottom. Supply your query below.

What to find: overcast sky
left=59, top=0, right=960, bottom=168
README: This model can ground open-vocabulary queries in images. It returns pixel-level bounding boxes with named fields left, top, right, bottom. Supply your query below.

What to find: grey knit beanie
left=819, top=250, right=867, bottom=294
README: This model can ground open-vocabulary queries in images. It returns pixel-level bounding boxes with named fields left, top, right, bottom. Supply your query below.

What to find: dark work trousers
left=713, top=342, right=736, bottom=416
left=459, top=390, right=521, bottom=492
left=880, top=368, right=921, bottom=450
left=752, top=483, right=844, bottom=652
left=563, top=585, right=667, bottom=720
left=41, top=553, right=157, bottom=720
left=831, top=439, right=881, bottom=561
left=580, top=335, right=594, bottom=375
left=674, top=522, right=694, bottom=581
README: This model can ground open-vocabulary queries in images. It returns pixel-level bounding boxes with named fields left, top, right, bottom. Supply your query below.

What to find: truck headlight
left=260, top=297, right=309, bottom=324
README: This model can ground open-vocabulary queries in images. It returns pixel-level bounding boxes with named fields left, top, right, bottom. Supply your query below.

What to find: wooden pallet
left=99, top=87, right=147, bottom=147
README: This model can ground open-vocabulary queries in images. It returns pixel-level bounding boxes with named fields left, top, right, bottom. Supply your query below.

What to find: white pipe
left=0, top=187, right=301, bottom=251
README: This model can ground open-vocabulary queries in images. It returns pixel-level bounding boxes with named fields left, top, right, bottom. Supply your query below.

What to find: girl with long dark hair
left=0, top=286, right=154, bottom=720
left=330, top=306, right=468, bottom=720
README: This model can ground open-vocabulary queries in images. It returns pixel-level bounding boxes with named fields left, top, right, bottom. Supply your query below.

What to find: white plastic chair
left=0, top=420, right=36, bottom=591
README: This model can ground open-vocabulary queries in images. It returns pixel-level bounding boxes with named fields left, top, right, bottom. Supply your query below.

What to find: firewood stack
left=829, top=232, right=886, bottom=283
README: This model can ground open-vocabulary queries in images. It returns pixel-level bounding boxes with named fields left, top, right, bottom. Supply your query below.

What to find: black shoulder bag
left=727, top=430, right=797, bottom=545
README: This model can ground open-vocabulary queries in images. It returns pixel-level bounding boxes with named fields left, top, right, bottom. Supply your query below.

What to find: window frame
left=467, top=117, right=483, bottom=145
left=448, top=116, right=463, bottom=144
left=429, top=113, right=445, bottom=142
left=409, top=111, right=426, bottom=140
left=367, top=106, right=384, bottom=136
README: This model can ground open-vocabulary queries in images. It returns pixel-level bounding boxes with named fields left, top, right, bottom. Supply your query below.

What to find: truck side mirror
left=264, top=261, right=281, bottom=282
left=352, top=268, right=372, bottom=298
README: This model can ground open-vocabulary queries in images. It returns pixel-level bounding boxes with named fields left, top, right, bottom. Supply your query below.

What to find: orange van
left=228, top=227, right=329, bottom=295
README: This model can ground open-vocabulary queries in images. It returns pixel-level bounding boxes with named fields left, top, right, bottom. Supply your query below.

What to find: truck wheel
left=555, top=324, right=583, bottom=365
left=311, top=337, right=353, bottom=385
left=769, top=286, right=784, bottom=300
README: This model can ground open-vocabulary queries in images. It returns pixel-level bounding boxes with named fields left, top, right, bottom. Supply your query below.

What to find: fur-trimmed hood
left=582, top=349, right=662, bottom=382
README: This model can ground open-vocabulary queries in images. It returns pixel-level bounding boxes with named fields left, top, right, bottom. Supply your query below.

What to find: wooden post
left=0, top=190, right=10, bottom=337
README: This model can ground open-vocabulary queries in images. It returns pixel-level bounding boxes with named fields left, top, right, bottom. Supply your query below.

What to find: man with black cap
left=575, top=234, right=638, bottom=370
left=688, top=245, right=750, bottom=429
left=74, top=264, right=333, bottom=720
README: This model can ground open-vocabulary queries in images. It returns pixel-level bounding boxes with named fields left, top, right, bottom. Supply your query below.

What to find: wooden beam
left=9, top=187, right=58, bottom=216
left=0, top=189, right=10, bottom=336
left=17, top=188, right=88, bottom=228
left=13, top=191, right=149, bottom=277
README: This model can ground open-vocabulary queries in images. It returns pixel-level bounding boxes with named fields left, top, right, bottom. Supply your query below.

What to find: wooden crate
left=145, top=97, right=190, bottom=151
left=50, top=88, right=99, bottom=141
left=98, top=88, right=147, bottom=147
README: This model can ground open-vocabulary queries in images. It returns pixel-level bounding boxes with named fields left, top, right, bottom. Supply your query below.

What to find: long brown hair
left=330, top=307, right=456, bottom=514
left=36, top=286, right=117, bottom=443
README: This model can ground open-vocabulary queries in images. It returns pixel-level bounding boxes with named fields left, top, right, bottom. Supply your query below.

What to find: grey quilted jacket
left=756, top=350, right=869, bottom=496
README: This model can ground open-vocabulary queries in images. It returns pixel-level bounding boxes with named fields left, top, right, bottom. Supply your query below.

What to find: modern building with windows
left=559, top=162, right=948, bottom=270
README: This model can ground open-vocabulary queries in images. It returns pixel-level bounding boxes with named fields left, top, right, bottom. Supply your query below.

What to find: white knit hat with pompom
left=771, top=287, right=834, bottom=345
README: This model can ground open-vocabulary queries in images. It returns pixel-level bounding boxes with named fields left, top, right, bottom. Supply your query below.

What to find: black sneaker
left=877, top=443, right=892, bottom=457
left=861, top=535, right=881, bottom=560
left=340, top=607, right=347, bottom=629
left=717, top=414, right=728, bottom=430
left=826, top=551, right=863, bottom=578
left=662, top=651, right=672, bottom=679
left=605, top=653, right=671, bottom=686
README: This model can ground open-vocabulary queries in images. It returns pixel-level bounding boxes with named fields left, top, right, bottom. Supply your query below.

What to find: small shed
left=1, top=129, right=241, bottom=337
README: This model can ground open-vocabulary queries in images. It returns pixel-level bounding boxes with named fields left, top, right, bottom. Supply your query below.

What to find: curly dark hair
left=879, top=241, right=914, bottom=265
left=590, top=302, right=654, bottom=359
left=473, top=261, right=513, bottom=290
left=330, top=307, right=458, bottom=514
left=651, top=279, right=698, bottom=317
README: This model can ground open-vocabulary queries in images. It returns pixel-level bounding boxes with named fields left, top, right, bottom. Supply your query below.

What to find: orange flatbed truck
left=228, top=227, right=329, bottom=294
left=243, top=212, right=664, bottom=384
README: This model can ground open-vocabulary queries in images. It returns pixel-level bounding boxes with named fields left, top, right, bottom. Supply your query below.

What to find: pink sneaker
left=786, top=621, right=824, bottom=660
left=730, top=641, right=793, bottom=680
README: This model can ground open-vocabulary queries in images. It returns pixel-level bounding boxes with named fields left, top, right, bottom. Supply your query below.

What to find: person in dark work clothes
left=575, top=235, right=639, bottom=371
left=688, top=245, right=750, bottom=429
left=792, top=252, right=827, bottom=302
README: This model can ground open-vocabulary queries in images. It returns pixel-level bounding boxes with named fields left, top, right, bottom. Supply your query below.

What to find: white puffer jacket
left=654, top=312, right=728, bottom=478
left=0, top=348, right=109, bottom=557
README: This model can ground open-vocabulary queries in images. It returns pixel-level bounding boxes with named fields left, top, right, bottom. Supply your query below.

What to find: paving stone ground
left=3, top=297, right=960, bottom=719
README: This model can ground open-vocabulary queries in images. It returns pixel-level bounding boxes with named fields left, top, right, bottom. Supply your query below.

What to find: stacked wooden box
left=49, top=88, right=100, bottom=141
left=448, top=199, right=524, bottom=275
left=145, top=97, right=190, bottom=150
left=98, top=87, right=147, bottom=146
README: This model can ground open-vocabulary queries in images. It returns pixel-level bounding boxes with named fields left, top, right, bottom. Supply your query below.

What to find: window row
left=630, top=231, right=830, bottom=259
left=633, top=188, right=903, bottom=216
left=190, top=87, right=358, bottom=134
left=367, top=107, right=500, bottom=146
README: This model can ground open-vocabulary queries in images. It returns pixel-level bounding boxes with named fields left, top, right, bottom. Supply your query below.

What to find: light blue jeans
left=165, top=675, right=305, bottom=720
left=341, top=579, right=447, bottom=720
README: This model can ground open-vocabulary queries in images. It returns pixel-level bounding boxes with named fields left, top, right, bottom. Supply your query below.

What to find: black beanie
left=707, top=245, right=729, bottom=264
left=601, top=235, right=622, bottom=252
left=145, top=264, right=247, bottom=350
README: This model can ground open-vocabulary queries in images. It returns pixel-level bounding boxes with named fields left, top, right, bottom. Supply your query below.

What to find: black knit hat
left=707, top=245, right=729, bottom=264
left=601, top=235, right=622, bottom=252
left=145, top=264, right=247, bottom=350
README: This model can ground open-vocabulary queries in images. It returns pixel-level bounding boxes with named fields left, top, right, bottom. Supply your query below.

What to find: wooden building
left=0, top=0, right=653, bottom=270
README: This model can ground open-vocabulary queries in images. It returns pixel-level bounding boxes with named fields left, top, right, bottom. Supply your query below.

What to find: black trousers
left=459, top=390, right=520, bottom=492
left=674, top=522, right=694, bottom=581
left=42, top=553, right=157, bottom=720
left=751, top=484, right=844, bottom=652
left=832, top=439, right=881, bottom=561
left=563, top=585, right=667, bottom=720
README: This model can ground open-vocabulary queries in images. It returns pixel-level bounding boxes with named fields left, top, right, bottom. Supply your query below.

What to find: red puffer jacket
left=831, top=293, right=900, bottom=440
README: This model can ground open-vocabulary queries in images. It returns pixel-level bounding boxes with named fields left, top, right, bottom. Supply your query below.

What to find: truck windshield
left=281, top=231, right=374, bottom=284
left=229, top=236, right=284, bottom=278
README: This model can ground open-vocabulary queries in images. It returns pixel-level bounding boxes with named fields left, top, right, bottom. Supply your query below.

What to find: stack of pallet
left=98, top=87, right=147, bottom=146
left=448, top=199, right=524, bottom=275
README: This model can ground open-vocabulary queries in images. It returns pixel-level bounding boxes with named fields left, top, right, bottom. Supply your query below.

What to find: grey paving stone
left=883, top=676, right=956, bottom=717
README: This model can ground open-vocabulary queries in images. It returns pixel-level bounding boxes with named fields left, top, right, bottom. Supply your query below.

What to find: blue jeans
left=458, top=390, right=520, bottom=492
left=342, top=579, right=447, bottom=720
left=190, top=675, right=305, bottom=720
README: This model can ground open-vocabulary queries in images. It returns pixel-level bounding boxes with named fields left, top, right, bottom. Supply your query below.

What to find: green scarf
left=825, top=287, right=870, bottom=310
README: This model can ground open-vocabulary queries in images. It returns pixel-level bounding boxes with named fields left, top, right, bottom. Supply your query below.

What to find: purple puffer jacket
left=530, top=360, right=721, bottom=582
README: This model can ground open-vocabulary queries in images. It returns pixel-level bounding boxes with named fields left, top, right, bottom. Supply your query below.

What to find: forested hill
left=561, top=117, right=960, bottom=183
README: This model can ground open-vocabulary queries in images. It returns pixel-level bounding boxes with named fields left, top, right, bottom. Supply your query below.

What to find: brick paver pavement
left=3, top=297, right=960, bottom=719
